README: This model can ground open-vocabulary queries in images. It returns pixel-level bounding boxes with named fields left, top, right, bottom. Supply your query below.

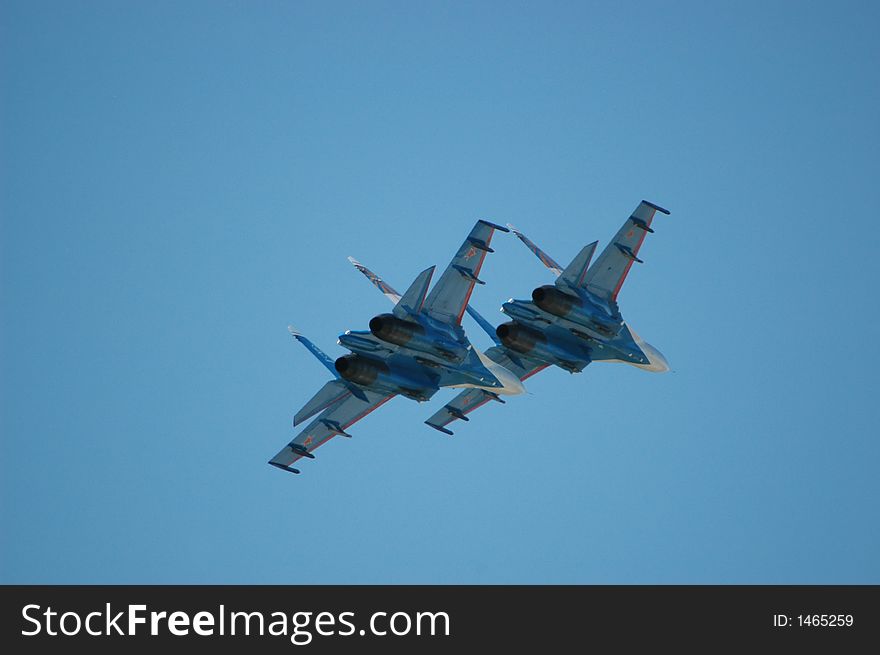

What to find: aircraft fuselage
left=334, top=309, right=526, bottom=401
left=501, top=295, right=654, bottom=370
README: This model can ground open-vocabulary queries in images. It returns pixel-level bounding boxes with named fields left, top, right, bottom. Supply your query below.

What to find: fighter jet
left=268, top=220, right=523, bottom=474
left=350, top=200, right=671, bottom=435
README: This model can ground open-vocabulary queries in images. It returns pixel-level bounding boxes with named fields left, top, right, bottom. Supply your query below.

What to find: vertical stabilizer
left=392, top=266, right=436, bottom=318
left=556, top=241, right=599, bottom=289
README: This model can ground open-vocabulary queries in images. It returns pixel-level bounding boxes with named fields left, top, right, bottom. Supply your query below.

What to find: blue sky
left=2, top=0, right=878, bottom=583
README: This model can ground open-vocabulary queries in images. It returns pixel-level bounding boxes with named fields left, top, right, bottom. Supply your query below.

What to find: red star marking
left=626, top=230, right=634, bottom=238
left=304, top=436, right=313, bottom=446
left=463, top=247, right=477, bottom=260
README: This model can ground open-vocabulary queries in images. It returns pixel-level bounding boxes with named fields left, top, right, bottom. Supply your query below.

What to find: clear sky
left=2, top=0, right=878, bottom=584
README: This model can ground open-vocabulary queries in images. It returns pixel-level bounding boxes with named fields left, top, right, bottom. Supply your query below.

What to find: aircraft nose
left=643, top=343, right=670, bottom=372
left=505, top=371, right=526, bottom=395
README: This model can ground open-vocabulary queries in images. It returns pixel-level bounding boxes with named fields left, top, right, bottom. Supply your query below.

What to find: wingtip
left=347, top=256, right=360, bottom=266
left=642, top=200, right=671, bottom=215
left=477, top=219, right=510, bottom=233
left=506, top=222, right=521, bottom=235
left=425, top=421, right=454, bottom=436
left=287, top=324, right=301, bottom=337
left=268, top=461, right=301, bottom=475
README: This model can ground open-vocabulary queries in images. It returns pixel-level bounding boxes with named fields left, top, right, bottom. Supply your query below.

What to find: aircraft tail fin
left=288, top=325, right=337, bottom=377
left=465, top=305, right=502, bottom=346
left=349, top=256, right=498, bottom=346
left=393, top=266, right=435, bottom=318
left=556, top=241, right=599, bottom=290
left=507, top=223, right=564, bottom=276
left=348, top=256, right=402, bottom=304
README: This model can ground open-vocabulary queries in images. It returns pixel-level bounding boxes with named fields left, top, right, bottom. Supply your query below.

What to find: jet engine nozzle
left=532, top=285, right=578, bottom=318
left=496, top=321, right=546, bottom=355
left=334, top=354, right=386, bottom=386
left=368, top=313, right=464, bottom=362
left=369, top=313, right=424, bottom=347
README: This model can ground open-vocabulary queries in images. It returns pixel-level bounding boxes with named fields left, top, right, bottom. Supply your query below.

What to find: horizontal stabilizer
left=293, top=379, right=352, bottom=426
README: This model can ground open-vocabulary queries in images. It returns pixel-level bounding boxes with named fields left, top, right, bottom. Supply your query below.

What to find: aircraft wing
left=424, top=346, right=548, bottom=435
left=269, top=389, right=396, bottom=474
left=583, top=200, right=670, bottom=302
left=478, top=346, right=549, bottom=383
left=421, top=220, right=509, bottom=325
